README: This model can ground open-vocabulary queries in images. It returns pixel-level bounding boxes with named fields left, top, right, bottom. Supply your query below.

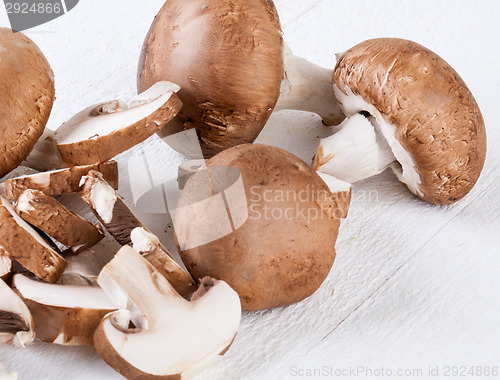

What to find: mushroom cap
left=138, top=0, right=284, bottom=157
left=178, top=144, right=345, bottom=311
left=334, top=38, right=486, bottom=205
left=0, top=28, right=55, bottom=178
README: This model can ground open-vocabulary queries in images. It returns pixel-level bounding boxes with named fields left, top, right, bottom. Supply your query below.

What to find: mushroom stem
left=314, top=114, right=396, bottom=183
left=275, top=45, right=344, bottom=126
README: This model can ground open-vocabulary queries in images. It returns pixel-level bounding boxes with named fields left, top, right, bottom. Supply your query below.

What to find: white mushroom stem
left=315, top=113, right=396, bottom=183
left=275, top=45, right=344, bottom=126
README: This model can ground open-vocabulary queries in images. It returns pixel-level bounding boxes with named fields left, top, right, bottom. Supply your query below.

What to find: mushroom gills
left=275, top=44, right=344, bottom=126
left=95, top=246, right=241, bottom=379
left=316, top=85, right=422, bottom=196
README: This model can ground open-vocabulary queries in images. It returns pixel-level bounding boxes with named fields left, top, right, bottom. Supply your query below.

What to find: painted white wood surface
left=1, top=1, right=499, bottom=379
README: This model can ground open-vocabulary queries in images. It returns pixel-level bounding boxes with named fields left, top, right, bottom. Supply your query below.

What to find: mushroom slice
left=315, top=38, right=487, bottom=205
left=81, top=171, right=196, bottom=297
left=94, top=246, right=241, bottom=379
left=13, top=274, right=115, bottom=346
left=16, top=190, right=104, bottom=253
left=0, top=197, right=67, bottom=283
left=0, top=279, right=34, bottom=348
left=3, top=161, right=118, bottom=200
left=55, top=82, right=182, bottom=167
left=138, top=0, right=343, bottom=157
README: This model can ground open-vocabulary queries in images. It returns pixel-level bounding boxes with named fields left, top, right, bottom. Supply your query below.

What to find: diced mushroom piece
left=16, top=190, right=104, bottom=253
left=55, top=82, right=182, bottom=166
left=0, top=197, right=67, bottom=283
left=94, top=246, right=241, bottom=379
left=81, top=171, right=196, bottom=297
left=3, top=161, right=118, bottom=200
left=0, top=278, right=34, bottom=348
left=13, top=274, right=115, bottom=346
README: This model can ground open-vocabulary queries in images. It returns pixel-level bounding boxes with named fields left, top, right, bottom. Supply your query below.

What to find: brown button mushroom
left=176, top=144, right=351, bottom=311
left=138, top=0, right=343, bottom=157
left=314, top=38, right=487, bottom=205
left=16, top=190, right=104, bottom=253
left=13, top=274, right=115, bottom=346
left=0, top=28, right=55, bottom=178
left=3, top=161, right=118, bottom=200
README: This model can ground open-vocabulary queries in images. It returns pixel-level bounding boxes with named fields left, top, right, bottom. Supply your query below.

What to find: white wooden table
left=1, top=1, right=499, bottom=379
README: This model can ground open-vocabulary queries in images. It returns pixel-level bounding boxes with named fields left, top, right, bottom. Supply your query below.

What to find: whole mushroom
left=138, top=0, right=343, bottom=157
left=314, top=38, right=487, bottom=205
left=176, top=144, right=351, bottom=311
left=0, top=28, right=55, bottom=178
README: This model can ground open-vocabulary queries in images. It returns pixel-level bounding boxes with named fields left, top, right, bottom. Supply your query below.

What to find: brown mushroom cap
left=334, top=38, right=487, bottom=205
left=0, top=28, right=55, bottom=178
left=138, top=0, right=284, bottom=157
left=177, top=144, right=348, bottom=311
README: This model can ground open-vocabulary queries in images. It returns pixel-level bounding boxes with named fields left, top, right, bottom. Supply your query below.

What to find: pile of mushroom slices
left=0, top=27, right=244, bottom=379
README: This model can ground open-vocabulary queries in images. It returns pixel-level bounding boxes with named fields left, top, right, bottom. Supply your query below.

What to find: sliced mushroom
left=138, top=0, right=343, bottom=157
left=94, top=246, right=241, bottom=379
left=0, top=278, right=34, bottom=348
left=3, top=161, right=118, bottom=201
left=55, top=82, right=182, bottom=166
left=81, top=171, right=196, bottom=297
left=16, top=190, right=104, bottom=253
left=314, top=38, right=487, bottom=205
left=0, top=28, right=55, bottom=178
left=0, top=197, right=67, bottom=283
left=13, top=274, right=115, bottom=346
left=130, top=227, right=196, bottom=298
